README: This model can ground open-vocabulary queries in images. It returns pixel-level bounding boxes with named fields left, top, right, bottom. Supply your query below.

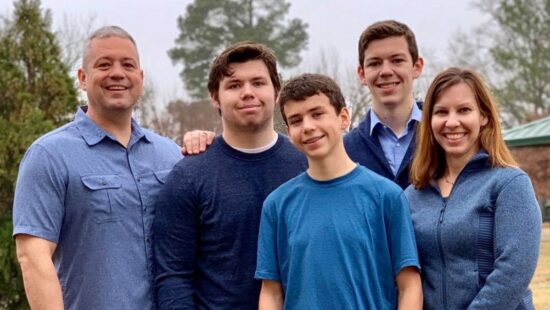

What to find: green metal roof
left=503, top=116, right=550, bottom=147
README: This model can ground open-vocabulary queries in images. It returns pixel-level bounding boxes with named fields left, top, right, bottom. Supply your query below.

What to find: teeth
left=378, top=82, right=398, bottom=89
left=107, top=86, right=126, bottom=90
left=445, top=133, right=465, bottom=139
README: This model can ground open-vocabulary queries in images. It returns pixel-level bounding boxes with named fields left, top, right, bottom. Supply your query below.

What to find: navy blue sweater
left=152, top=135, right=306, bottom=309
left=344, top=103, right=422, bottom=189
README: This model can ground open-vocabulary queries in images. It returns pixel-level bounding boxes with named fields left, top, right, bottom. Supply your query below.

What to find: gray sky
left=2, top=0, right=486, bottom=102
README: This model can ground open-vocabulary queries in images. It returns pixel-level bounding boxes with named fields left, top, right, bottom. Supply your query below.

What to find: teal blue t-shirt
left=255, top=165, right=419, bottom=309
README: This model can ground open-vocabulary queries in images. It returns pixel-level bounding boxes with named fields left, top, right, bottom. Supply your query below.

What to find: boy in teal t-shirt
left=254, top=74, right=422, bottom=309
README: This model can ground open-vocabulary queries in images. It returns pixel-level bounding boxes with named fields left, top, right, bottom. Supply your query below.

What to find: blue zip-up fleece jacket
left=405, top=151, right=541, bottom=310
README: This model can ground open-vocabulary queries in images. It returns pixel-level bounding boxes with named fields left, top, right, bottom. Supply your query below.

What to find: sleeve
left=387, top=191, right=421, bottom=275
left=468, top=173, right=542, bottom=309
left=13, top=144, right=66, bottom=243
left=254, top=197, right=281, bottom=281
left=152, top=162, right=199, bottom=309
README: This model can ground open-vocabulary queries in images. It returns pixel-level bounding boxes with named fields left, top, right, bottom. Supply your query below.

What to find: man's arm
left=181, top=130, right=215, bottom=155
left=16, top=234, right=63, bottom=310
left=152, top=163, right=200, bottom=308
left=259, top=280, right=284, bottom=310
left=395, top=266, right=422, bottom=310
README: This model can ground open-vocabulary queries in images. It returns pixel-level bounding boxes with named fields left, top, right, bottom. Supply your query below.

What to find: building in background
left=504, top=116, right=550, bottom=221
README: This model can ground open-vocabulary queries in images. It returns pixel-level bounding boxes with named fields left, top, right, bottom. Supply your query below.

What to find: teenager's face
left=285, top=94, right=349, bottom=160
left=431, top=82, right=488, bottom=164
left=78, top=37, right=143, bottom=116
left=357, top=36, right=423, bottom=113
left=211, top=60, right=276, bottom=134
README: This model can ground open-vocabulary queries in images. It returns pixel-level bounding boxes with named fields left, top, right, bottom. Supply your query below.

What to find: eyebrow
left=286, top=106, right=325, bottom=120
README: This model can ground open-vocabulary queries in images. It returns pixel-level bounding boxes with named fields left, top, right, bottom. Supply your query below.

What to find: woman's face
left=431, top=82, right=488, bottom=163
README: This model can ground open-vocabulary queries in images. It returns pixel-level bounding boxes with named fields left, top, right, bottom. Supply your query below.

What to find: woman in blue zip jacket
left=405, top=67, right=541, bottom=310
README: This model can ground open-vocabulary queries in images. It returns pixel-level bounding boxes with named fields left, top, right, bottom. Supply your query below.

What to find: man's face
left=357, top=36, right=423, bottom=112
left=285, top=94, right=349, bottom=160
left=78, top=36, right=143, bottom=116
left=211, top=60, right=276, bottom=133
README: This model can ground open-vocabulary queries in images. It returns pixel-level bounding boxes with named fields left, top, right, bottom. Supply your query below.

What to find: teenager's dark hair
left=358, top=20, right=419, bottom=66
left=208, top=41, right=280, bottom=100
left=278, top=73, right=346, bottom=124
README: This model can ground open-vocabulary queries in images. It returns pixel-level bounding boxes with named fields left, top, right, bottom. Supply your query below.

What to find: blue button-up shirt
left=370, top=103, right=422, bottom=176
left=13, top=107, right=182, bottom=310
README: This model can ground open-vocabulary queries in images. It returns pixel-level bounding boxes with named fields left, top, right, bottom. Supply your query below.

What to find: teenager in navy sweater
left=181, top=20, right=425, bottom=190
left=152, top=42, right=306, bottom=309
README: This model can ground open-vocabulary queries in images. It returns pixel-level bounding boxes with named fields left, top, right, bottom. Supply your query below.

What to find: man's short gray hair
left=82, top=25, right=138, bottom=69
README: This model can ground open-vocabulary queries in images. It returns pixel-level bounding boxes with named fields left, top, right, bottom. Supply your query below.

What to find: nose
left=445, top=113, right=460, bottom=128
left=302, top=116, right=315, bottom=133
left=379, top=60, right=393, bottom=77
left=240, top=82, right=255, bottom=100
left=108, top=63, right=125, bottom=79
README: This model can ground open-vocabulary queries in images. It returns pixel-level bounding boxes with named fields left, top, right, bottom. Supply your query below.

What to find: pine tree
left=169, top=0, right=308, bottom=99
left=0, top=0, right=78, bottom=306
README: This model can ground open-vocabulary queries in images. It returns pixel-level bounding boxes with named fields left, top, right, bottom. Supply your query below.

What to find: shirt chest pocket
left=81, top=174, right=122, bottom=224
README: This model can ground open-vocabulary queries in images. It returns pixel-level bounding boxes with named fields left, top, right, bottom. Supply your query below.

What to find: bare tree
left=301, top=47, right=372, bottom=130
left=56, top=12, right=97, bottom=70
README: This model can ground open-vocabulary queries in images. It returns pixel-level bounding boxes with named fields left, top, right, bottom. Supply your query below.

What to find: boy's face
left=357, top=36, right=423, bottom=113
left=284, top=93, right=350, bottom=160
left=211, top=59, right=276, bottom=133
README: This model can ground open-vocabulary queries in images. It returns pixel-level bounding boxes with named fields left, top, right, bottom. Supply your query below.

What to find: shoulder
left=356, top=165, right=403, bottom=196
left=171, top=138, right=225, bottom=174
left=32, top=121, right=79, bottom=151
left=264, top=172, right=307, bottom=205
left=142, top=128, right=180, bottom=152
left=484, top=166, right=531, bottom=192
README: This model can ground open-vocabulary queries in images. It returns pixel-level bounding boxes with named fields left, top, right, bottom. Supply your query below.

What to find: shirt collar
left=75, top=106, right=151, bottom=146
left=369, top=101, right=422, bottom=136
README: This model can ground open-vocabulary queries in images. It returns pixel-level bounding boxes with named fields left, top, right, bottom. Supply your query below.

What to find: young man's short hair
left=278, top=73, right=346, bottom=124
left=357, top=20, right=419, bottom=66
left=207, top=41, right=281, bottom=101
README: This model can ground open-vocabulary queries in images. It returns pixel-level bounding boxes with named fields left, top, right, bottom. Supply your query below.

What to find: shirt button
left=101, top=180, right=107, bottom=185
left=146, top=237, right=151, bottom=243
left=137, top=177, right=141, bottom=182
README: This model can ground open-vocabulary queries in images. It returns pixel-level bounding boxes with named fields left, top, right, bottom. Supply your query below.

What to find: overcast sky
left=2, top=0, right=487, bottom=102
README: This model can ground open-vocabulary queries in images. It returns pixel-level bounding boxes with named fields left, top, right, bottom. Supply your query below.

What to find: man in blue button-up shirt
left=12, top=26, right=181, bottom=309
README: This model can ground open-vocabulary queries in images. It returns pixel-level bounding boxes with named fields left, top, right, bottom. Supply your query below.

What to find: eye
left=253, top=80, right=266, bottom=87
left=288, top=118, right=302, bottom=126
left=227, top=83, right=240, bottom=90
left=123, top=62, right=136, bottom=69
left=458, top=107, right=472, bottom=113
left=312, top=111, right=324, bottom=118
left=432, top=109, right=446, bottom=116
left=96, top=62, right=110, bottom=70
left=365, top=61, right=380, bottom=68
left=392, top=58, right=405, bottom=64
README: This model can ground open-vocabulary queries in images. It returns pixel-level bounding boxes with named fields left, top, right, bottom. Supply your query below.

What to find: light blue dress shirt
left=13, top=107, right=181, bottom=310
left=370, top=102, right=422, bottom=176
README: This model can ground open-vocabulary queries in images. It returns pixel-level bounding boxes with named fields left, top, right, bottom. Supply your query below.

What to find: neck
left=86, top=107, right=133, bottom=147
left=307, top=142, right=356, bottom=181
left=222, top=122, right=277, bottom=149
left=444, top=155, right=470, bottom=183
left=372, top=98, right=414, bottom=136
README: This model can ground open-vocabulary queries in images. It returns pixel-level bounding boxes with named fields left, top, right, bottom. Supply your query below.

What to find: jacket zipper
left=437, top=198, right=448, bottom=310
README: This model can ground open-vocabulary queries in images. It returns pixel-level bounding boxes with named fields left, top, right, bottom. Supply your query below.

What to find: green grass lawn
left=532, top=237, right=550, bottom=309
